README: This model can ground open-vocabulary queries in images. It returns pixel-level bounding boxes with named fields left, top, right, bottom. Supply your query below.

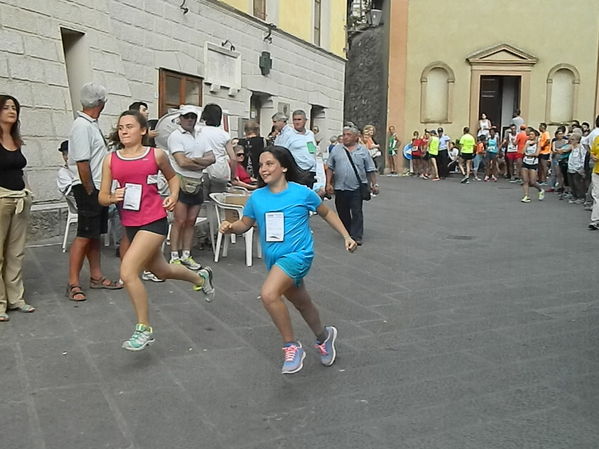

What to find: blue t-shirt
left=487, top=136, right=499, bottom=153
left=243, top=182, right=322, bottom=270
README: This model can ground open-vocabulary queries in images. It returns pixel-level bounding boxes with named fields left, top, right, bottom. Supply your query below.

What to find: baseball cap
left=179, top=105, right=199, bottom=116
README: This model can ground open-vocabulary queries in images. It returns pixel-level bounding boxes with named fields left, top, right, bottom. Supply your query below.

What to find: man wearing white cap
left=167, top=106, right=215, bottom=270
left=66, top=82, right=122, bottom=301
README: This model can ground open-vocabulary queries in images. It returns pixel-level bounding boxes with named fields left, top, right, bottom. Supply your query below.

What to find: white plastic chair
left=61, top=195, right=78, bottom=252
left=209, top=192, right=261, bottom=266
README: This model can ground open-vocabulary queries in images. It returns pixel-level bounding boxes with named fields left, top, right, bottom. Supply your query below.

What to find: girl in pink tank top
left=110, top=147, right=166, bottom=227
left=98, top=111, right=215, bottom=352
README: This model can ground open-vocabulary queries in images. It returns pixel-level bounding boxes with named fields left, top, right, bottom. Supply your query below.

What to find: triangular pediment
left=467, top=44, right=537, bottom=65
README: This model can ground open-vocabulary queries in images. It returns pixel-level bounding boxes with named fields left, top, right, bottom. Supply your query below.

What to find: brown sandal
left=66, top=284, right=87, bottom=301
left=89, top=277, right=123, bottom=290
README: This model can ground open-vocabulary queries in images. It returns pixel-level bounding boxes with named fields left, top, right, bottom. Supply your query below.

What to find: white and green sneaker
left=193, top=267, right=215, bottom=302
left=122, top=324, right=154, bottom=351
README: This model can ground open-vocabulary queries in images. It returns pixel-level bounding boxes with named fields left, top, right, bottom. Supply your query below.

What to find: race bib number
left=265, top=212, right=284, bottom=242
left=123, top=183, right=142, bottom=211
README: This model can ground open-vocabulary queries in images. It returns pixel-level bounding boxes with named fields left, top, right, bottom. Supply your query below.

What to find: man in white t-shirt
left=274, top=109, right=318, bottom=188
left=167, top=105, right=215, bottom=269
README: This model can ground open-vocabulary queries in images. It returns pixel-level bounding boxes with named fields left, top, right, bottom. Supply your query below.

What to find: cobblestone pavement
left=2, top=175, right=598, bottom=449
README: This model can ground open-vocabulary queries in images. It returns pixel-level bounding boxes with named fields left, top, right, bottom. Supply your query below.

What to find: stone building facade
left=0, top=0, right=346, bottom=237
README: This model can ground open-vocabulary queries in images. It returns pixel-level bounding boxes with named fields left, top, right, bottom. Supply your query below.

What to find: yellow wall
left=277, top=1, right=312, bottom=43
left=391, top=0, right=599, bottom=140
left=220, top=0, right=250, bottom=14
left=328, top=0, right=347, bottom=57
left=221, top=0, right=346, bottom=58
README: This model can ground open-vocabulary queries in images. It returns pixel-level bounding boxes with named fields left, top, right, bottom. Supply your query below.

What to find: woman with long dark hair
left=0, top=95, right=35, bottom=321
left=219, top=146, right=357, bottom=374
left=99, top=110, right=215, bottom=351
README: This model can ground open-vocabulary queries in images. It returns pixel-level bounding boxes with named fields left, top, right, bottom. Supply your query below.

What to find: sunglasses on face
left=236, top=153, right=245, bottom=156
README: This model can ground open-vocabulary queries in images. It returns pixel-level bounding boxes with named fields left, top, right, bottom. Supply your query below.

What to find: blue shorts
left=271, top=254, right=313, bottom=287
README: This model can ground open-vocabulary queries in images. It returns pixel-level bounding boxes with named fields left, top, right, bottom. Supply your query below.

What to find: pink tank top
left=110, top=147, right=167, bottom=226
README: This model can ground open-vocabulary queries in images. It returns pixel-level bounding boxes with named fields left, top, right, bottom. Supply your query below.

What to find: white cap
left=80, top=82, right=107, bottom=108
left=179, top=105, right=199, bottom=116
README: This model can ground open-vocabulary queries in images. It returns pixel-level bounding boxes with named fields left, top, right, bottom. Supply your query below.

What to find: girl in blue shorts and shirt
left=220, top=146, right=357, bottom=374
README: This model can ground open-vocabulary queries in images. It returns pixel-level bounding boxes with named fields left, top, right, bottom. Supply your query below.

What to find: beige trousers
left=0, top=195, right=31, bottom=313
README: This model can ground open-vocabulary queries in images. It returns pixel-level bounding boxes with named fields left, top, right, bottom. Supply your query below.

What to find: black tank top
left=0, top=143, right=27, bottom=191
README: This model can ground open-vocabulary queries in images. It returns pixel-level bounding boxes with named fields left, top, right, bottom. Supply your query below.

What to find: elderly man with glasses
left=325, top=124, right=379, bottom=246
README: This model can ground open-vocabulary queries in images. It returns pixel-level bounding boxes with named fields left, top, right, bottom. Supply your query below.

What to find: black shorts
left=179, top=187, right=204, bottom=206
left=125, top=217, right=169, bottom=242
left=411, top=154, right=422, bottom=160
left=72, top=185, right=108, bottom=239
left=460, top=153, right=474, bottom=160
left=538, top=153, right=550, bottom=161
left=522, top=163, right=538, bottom=170
left=428, top=153, right=438, bottom=159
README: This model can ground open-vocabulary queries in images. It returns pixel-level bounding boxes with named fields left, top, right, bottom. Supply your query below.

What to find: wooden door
left=479, top=76, right=502, bottom=130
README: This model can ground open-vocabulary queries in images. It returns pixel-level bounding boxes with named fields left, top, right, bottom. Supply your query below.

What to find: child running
left=219, top=146, right=357, bottom=374
left=520, top=128, right=545, bottom=203
left=99, top=111, right=215, bottom=351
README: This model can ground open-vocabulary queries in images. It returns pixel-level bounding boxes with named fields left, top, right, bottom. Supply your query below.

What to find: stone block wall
left=1, top=0, right=346, bottom=239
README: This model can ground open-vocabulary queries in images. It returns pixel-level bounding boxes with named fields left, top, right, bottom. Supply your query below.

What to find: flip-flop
left=8, top=304, right=36, bottom=313
left=89, top=277, right=123, bottom=290
left=0, top=313, right=9, bottom=322
left=66, top=284, right=87, bottom=301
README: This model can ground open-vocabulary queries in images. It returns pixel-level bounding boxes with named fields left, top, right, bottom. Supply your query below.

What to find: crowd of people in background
left=400, top=110, right=599, bottom=230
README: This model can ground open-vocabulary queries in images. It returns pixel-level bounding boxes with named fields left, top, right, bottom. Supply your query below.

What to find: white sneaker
left=180, top=256, right=202, bottom=270
left=193, top=267, right=215, bottom=302
left=142, top=271, right=164, bottom=282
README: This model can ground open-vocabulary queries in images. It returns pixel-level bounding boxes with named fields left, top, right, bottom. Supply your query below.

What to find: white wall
left=0, top=0, right=345, bottom=203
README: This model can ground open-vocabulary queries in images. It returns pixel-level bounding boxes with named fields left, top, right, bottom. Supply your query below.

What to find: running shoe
left=509, top=178, right=520, bottom=183
left=575, top=199, right=585, bottom=205
left=521, top=196, right=531, bottom=203
left=588, top=222, right=599, bottom=230
left=484, top=176, right=490, bottom=182
left=180, top=256, right=202, bottom=270
left=169, top=257, right=182, bottom=265
left=568, top=199, right=577, bottom=204
left=193, top=267, right=215, bottom=302
left=281, top=342, right=306, bottom=374
left=474, top=177, right=482, bottom=181
left=432, top=177, right=440, bottom=181
left=460, top=177, right=469, bottom=184
left=142, top=271, right=164, bottom=282
left=538, top=190, right=545, bottom=201
left=492, top=176, right=498, bottom=182
left=314, top=326, right=338, bottom=367
left=122, top=324, right=154, bottom=351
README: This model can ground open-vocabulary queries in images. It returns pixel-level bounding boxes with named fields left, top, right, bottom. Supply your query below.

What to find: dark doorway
left=479, top=76, right=521, bottom=134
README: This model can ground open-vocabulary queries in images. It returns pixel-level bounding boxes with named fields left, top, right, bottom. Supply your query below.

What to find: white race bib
left=265, top=212, right=284, bottom=242
left=123, top=183, right=142, bottom=211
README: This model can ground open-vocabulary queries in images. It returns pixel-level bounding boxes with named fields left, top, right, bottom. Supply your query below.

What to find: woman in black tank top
left=0, top=95, right=36, bottom=321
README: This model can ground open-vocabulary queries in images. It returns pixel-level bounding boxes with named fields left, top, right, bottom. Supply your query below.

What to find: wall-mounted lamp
left=221, top=39, right=235, bottom=52
left=179, top=0, right=189, bottom=14
left=263, top=23, right=276, bottom=43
